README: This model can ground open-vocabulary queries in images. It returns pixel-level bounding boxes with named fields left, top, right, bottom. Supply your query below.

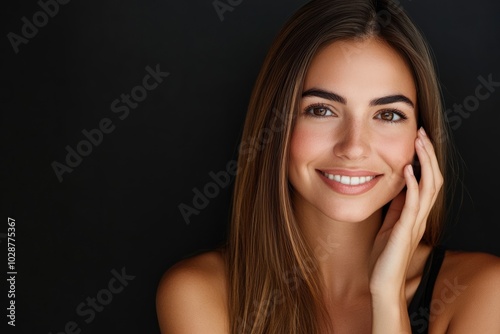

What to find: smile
left=320, top=171, right=375, bottom=185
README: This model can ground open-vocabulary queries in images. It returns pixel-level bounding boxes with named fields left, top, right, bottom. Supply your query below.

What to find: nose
left=332, top=120, right=370, bottom=161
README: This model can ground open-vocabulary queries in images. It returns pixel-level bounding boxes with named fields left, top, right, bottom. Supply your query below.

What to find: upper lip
left=317, top=169, right=380, bottom=177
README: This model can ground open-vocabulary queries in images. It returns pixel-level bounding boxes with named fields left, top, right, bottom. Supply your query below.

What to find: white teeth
left=351, top=177, right=360, bottom=185
left=322, top=172, right=374, bottom=185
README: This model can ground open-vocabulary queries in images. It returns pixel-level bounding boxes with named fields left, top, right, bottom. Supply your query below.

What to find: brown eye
left=313, top=107, right=329, bottom=116
left=380, top=111, right=395, bottom=121
left=376, top=110, right=405, bottom=122
left=305, top=104, right=334, bottom=117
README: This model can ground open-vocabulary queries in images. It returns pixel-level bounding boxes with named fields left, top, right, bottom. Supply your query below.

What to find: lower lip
left=317, top=170, right=380, bottom=195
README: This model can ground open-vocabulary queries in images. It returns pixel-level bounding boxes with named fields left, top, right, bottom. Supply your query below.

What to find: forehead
left=303, top=38, right=416, bottom=104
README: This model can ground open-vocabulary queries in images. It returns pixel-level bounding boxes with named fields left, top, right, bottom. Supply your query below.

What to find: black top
left=408, top=245, right=447, bottom=334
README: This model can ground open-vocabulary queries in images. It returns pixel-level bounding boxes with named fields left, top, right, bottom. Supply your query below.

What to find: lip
left=316, top=169, right=381, bottom=195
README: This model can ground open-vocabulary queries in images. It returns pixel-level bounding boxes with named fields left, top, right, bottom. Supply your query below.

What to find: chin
left=325, top=211, right=376, bottom=224
left=315, top=201, right=380, bottom=223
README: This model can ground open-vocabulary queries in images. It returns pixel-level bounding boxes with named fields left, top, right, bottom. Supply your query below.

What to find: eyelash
left=303, top=103, right=335, bottom=118
left=303, top=103, right=408, bottom=123
left=377, top=109, right=408, bottom=123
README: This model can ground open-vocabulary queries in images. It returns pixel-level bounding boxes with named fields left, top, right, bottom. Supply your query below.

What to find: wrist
left=369, top=280, right=404, bottom=300
left=371, top=294, right=411, bottom=334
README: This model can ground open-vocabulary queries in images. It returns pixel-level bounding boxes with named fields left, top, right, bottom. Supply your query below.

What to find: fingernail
left=416, top=138, right=424, bottom=147
left=407, top=164, right=414, bottom=176
left=419, top=127, right=427, bottom=137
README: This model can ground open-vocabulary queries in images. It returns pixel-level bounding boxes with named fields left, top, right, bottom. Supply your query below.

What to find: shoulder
left=156, top=249, right=229, bottom=334
left=431, top=248, right=500, bottom=333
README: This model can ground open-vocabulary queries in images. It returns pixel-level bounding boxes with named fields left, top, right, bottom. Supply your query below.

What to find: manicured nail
left=419, top=127, right=427, bottom=137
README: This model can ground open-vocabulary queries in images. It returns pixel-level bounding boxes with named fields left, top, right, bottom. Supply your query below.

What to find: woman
left=156, top=0, right=500, bottom=333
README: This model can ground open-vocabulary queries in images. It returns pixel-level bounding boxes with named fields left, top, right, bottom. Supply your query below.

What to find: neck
left=294, top=197, right=384, bottom=302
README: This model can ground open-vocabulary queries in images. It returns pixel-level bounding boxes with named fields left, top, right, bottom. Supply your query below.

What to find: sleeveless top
left=408, top=245, right=447, bottom=334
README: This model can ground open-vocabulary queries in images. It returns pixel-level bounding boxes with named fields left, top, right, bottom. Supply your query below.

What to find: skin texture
left=155, top=38, right=500, bottom=334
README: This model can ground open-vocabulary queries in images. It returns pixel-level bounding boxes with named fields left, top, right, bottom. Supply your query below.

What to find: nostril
left=333, top=140, right=369, bottom=160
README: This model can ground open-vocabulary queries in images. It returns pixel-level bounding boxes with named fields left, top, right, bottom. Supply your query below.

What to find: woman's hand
left=369, top=127, right=444, bottom=333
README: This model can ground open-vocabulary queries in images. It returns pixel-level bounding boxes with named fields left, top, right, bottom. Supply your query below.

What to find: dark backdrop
left=2, top=0, right=500, bottom=333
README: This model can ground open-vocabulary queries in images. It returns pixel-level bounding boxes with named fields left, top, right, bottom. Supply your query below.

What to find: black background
left=2, top=0, right=500, bottom=333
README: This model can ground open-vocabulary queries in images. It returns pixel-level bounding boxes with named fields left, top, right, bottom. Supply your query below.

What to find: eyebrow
left=302, top=88, right=414, bottom=108
left=302, top=88, right=346, bottom=104
left=369, top=95, right=414, bottom=108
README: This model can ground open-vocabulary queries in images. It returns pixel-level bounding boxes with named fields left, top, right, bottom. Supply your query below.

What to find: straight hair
left=225, top=0, right=458, bottom=332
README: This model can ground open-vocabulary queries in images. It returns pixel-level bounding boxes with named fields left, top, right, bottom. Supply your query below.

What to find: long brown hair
left=225, top=0, right=456, bottom=332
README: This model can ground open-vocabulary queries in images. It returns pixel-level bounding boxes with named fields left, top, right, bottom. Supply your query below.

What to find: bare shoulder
left=430, top=248, right=500, bottom=334
left=156, top=249, right=229, bottom=334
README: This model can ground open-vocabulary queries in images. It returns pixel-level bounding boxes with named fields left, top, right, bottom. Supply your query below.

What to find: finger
left=388, top=165, right=420, bottom=232
left=415, top=128, right=444, bottom=232
left=414, top=130, right=439, bottom=223
left=418, top=128, right=444, bottom=201
left=397, top=164, right=420, bottom=232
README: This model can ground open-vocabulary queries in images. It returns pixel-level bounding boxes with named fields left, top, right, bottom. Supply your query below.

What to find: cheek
left=379, top=134, right=416, bottom=172
left=288, top=123, right=329, bottom=189
left=289, top=123, right=328, bottom=169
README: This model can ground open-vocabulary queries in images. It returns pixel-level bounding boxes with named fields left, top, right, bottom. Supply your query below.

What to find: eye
left=304, top=103, right=335, bottom=117
left=375, top=109, right=407, bottom=122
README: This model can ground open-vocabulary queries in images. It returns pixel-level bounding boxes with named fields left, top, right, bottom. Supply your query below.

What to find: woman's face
left=288, top=37, right=418, bottom=223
